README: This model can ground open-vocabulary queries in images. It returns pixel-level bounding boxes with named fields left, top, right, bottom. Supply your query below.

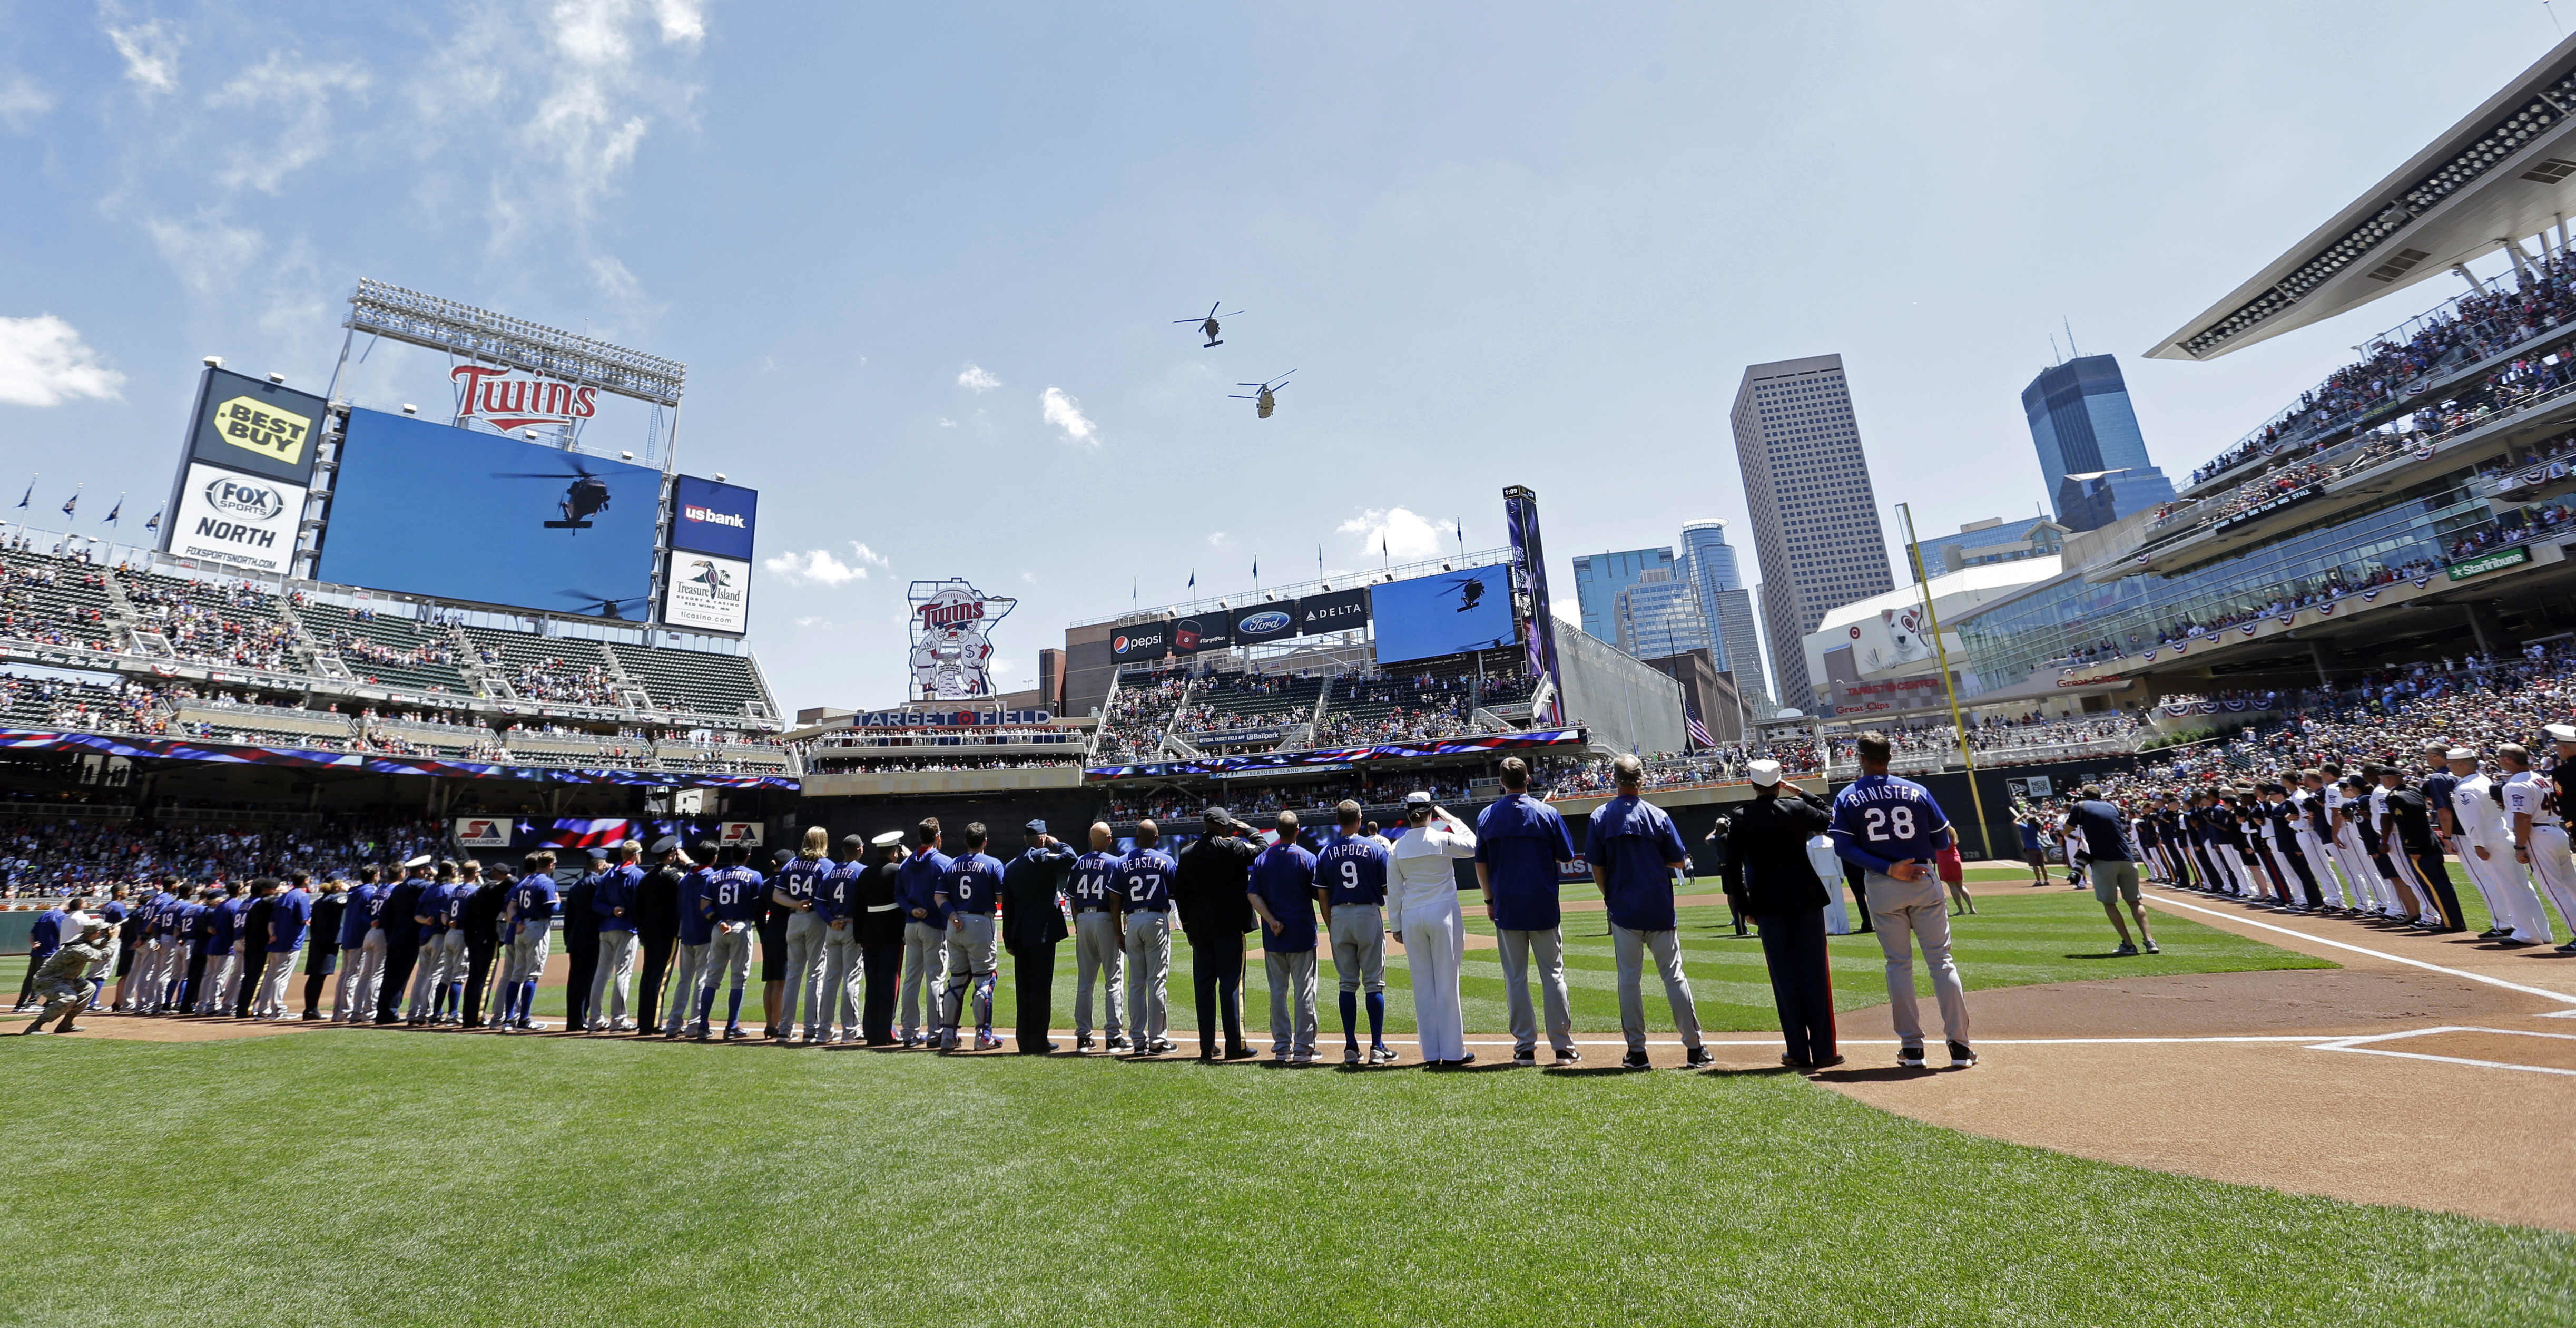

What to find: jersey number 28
left=1862, top=805, right=1916, bottom=842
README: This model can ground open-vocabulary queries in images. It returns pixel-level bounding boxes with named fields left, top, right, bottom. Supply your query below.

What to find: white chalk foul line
left=2305, top=1024, right=2576, bottom=1078
left=2144, top=890, right=2576, bottom=1006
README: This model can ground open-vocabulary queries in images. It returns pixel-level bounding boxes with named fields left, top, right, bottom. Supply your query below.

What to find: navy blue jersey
left=1830, top=774, right=1953, bottom=875
left=897, top=849, right=955, bottom=927
left=706, top=866, right=768, bottom=923
left=940, top=852, right=1009, bottom=916
left=510, top=877, right=559, bottom=929
left=1314, top=834, right=1390, bottom=909
left=676, top=868, right=716, bottom=946
left=775, top=856, right=829, bottom=907
left=592, top=863, right=644, bottom=932
left=1115, top=848, right=1177, bottom=912
left=1069, top=851, right=1125, bottom=913
left=814, top=860, right=863, bottom=923
left=337, top=884, right=378, bottom=949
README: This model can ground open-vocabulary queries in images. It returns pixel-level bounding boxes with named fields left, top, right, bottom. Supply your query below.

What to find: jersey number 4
left=1862, top=805, right=1916, bottom=842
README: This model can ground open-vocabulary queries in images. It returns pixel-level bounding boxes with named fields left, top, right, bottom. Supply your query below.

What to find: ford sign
left=1237, top=609, right=1291, bottom=636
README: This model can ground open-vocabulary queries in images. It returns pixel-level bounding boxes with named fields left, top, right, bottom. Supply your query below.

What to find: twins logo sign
left=909, top=578, right=1017, bottom=700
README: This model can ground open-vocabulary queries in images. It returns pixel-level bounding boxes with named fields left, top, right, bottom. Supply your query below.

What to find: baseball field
left=4, top=871, right=2571, bottom=1326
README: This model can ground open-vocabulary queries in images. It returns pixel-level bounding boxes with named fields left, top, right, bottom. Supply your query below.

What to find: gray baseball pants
left=779, top=911, right=827, bottom=1036
left=1264, top=948, right=1318, bottom=1055
left=1865, top=869, right=1971, bottom=1049
left=1124, top=911, right=1171, bottom=1044
left=1496, top=925, right=1574, bottom=1056
left=1611, top=924, right=1702, bottom=1053
left=589, top=930, right=638, bottom=1028
left=899, top=920, right=946, bottom=1039
left=1073, top=911, right=1125, bottom=1041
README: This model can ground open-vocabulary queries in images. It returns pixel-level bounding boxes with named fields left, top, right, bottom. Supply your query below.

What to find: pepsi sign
left=1111, top=622, right=1171, bottom=659
left=670, top=474, right=757, bottom=561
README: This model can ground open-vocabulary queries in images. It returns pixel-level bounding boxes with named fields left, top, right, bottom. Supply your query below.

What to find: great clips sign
left=671, top=474, right=757, bottom=561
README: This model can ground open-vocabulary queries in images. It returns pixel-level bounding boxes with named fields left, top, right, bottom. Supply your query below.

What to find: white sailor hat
left=1402, top=790, right=1433, bottom=807
left=870, top=830, right=907, bottom=848
left=2446, top=747, right=2476, bottom=760
left=1746, top=759, right=1783, bottom=787
left=2548, top=723, right=2576, bottom=744
left=401, top=854, right=432, bottom=869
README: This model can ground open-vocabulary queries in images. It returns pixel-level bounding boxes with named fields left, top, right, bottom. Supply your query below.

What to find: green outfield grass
left=12, top=887, right=2332, bottom=1036
left=0, top=1031, right=2565, bottom=1327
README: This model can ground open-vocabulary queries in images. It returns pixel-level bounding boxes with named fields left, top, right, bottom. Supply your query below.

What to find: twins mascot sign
left=909, top=578, right=1017, bottom=700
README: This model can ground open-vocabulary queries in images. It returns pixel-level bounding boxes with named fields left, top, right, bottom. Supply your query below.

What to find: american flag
left=1683, top=695, right=1713, bottom=749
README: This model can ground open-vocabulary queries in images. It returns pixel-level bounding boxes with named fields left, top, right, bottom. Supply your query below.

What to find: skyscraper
left=2022, top=354, right=2174, bottom=524
left=1612, top=567, right=1712, bottom=660
left=1678, top=519, right=1767, bottom=708
left=1729, top=353, right=1895, bottom=713
left=1569, top=546, right=1675, bottom=644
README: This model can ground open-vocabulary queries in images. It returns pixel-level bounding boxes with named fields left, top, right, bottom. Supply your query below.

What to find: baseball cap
left=1746, top=759, right=1782, bottom=787
left=870, top=830, right=907, bottom=848
left=2447, top=746, right=2476, bottom=760
left=1024, top=818, right=1048, bottom=834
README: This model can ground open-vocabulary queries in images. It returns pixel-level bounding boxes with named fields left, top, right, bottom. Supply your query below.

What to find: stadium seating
left=0, top=547, right=122, bottom=651
left=115, top=567, right=303, bottom=671
left=605, top=641, right=772, bottom=720
left=460, top=625, right=631, bottom=707
left=297, top=601, right=476, bottom=696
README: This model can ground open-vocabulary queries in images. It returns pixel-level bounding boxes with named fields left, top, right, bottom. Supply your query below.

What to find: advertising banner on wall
left=662, top=552, right=751, bottom=634
left=182, top=367, right=328, bottom=486
left=165, top=462, right=307, bottom=575
left=1503, top=486, right=1565, bottom=726
left=1231, top=600, right=1301, bottom=645
left=1172, top=612, right=1231, bottom=655
left=1294, top=589, right=1369, bottom=636
left=1110, top=620, right=1172, bottom=661
left=451, top=816, right=513, bottom=847
left=670, top=474, right=757, bottom=560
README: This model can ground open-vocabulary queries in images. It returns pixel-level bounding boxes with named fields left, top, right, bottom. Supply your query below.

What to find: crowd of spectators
left=0, top=559, right=115, bottom=648
left=2188, top=266, right=2576, bottom=488
left=506, top=658, right=624, bottom=706
left=0, top=815, right=448, bottom=894
left=2449, top=501, right=2575, bottom=561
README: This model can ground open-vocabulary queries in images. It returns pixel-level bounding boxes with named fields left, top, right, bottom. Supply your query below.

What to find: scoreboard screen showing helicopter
left=317, top=408, right=662, bottom=621
left=1366, top=563, right=1519, bottom=665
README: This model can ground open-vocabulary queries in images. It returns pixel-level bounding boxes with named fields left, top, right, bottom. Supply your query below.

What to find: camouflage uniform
left=23, top=938, right=110, bottom=1033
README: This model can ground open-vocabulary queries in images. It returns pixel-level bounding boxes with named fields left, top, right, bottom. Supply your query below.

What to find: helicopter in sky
left=493, top=453, right=616, bottom=531
left=1174, top=301, right=1243, bottom=348
left=1230, top=370, right=1295, bottom=419
left=557, top=589, right=651, bottom=620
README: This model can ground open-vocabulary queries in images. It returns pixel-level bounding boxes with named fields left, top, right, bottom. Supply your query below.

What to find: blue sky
left=0, top=1, right=2566, bottom=714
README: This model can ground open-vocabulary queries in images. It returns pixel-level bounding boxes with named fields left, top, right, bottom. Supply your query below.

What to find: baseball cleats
left=975, top=1031, right=1006, bottom=1051
left=1344, top=1046, right=1361, bottom=1065
left=1512, top=1048, right=1538, bottom=1067
left=1076, top=1035, right=1096, bottom=1052
left=1685, top=1048, right=1715, bottom=1068
left=1947, top=1041, right=1978, bottom=1069
left=1105, top=1034, right=1133, bottom=1052
left=1620, top=1050, right=1651, bottom=1070
left=722, top=1026, right=749, bottom=1041
left=1553, top=1048, right=1584, bottom=1066
left=2112, top=942, right=2139, bottom=956
left=1896, top=1045, right=1928, bottom=1069
left=2144, top=940, right=2161, bottom=954
left=1291, top=1050, right=1316, bottom=1064
left=1367, top=1045, right=1399, bottom=1065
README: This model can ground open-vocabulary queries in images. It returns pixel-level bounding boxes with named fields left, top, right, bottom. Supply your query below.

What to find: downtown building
left=1729, top=353, right=1896, bottom=714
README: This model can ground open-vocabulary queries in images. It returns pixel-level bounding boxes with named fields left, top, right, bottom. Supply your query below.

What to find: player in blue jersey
left=330, top=867, right=380, bottom=1022
left=1475, top=758, right=1583, bottom=1066
left=1829, top=731, right=1975, bottom=1069
left=936, top=823, right=1011, bottom=1051
left=895, top=818, right=953, bottom=1046
left=1247, top=812, right=1322, bottom=1063
left=1117, top=821, right=1179, bottom=1056
left=695, top=843, right=768, bottom=1040
left=663, top=842, right=718, bottom=1038
left=772, top=828, right=833, bottom=1045
left=1314, top=800, right=1397, bottom=1065
left=814, top=834, right=869, bottom=1043
left=492, top=851, right=560, bottom=1032
left=1067, top=823, right=1128, bottom=1052
left=585, top=842, right=646, bottom=1033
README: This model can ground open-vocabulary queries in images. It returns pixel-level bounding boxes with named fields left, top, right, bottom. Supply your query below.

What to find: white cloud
left=848, top=541, right=888, bottom=569
left=1338, top=506, right=1442, bottom=560
left=792, top=615, right=827, bottom=629
left=937, top=417, right=958, bottom=428
left=650, top=0, right=707, bottom=43
left=0, top=316, right=127, bottom=408
left=208, top=55, right=370, bottom=191
left=1206, top=531, right=1230, bottom=547
left=143, top=213, right=262, bottom=297
left=0, top=74, right=54, bottom=132
left=1041, top=386, right=1097, bottom=447
left=104, top=18, right=181, bottom=94
left=1020, top=571, right=1036, bottom=585
left=956, top=364, right=1000, bottom=393
left=765, top=548, right=862, bottom=585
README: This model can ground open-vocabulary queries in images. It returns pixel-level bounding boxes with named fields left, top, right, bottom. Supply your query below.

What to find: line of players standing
left=2088, top=739, right=2576, bottom=950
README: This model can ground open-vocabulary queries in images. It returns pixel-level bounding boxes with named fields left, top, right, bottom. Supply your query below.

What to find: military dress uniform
left=1723, top=776, right=1838, bottom=1068
left=1001, top=825, right=1077, bottom=1054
